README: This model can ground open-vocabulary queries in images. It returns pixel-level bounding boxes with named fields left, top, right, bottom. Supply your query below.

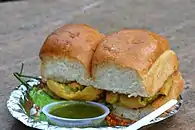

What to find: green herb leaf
left=29, top=87, right=59, bottom=108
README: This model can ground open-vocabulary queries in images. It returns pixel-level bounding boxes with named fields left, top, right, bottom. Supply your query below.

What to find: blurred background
left=0, top=0, right=195, bottom=129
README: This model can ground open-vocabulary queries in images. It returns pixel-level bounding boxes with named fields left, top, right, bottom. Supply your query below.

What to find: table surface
left=1, top=0, right=195, bottom=130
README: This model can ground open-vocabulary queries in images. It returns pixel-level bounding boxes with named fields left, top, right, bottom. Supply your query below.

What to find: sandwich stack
left=39, top=24, right=184, bottom=126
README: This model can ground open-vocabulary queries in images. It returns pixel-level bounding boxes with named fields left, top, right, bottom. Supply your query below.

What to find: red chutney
left=105, top=113, right=136, bottom=127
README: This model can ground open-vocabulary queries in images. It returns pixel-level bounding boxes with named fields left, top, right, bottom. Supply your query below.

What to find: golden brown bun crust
left=92, top=29, right=170, bottom=77
left=39, top=24, right=103, bottom=75
left=143, top=50, right=179, bottom=96
left=152, top=71, right=184, bottom=108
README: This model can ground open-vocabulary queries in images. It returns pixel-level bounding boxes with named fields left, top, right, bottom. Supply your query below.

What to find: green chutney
left=49, top=103, right=104, bottom=119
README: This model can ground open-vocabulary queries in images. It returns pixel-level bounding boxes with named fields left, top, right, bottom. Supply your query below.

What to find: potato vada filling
left=46, top=80, right=103, bottom=101
left=62, top=82, right=85, bottom=93
left=106, top=75, right=173, bottom=109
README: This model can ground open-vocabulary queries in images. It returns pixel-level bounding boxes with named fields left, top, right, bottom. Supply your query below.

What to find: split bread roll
left=112, top=71, right=184, bottom=121
left=91, top=29, right=184, bottom=124
left=39, top=24, right=104, bottom=101
left=39, top=24, right=103, bottom=86
left=92, top=29, right=179, bottom=97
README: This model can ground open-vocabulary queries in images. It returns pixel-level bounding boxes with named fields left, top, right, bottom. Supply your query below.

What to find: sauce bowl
left=42, top=101, right=110, bottom=127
